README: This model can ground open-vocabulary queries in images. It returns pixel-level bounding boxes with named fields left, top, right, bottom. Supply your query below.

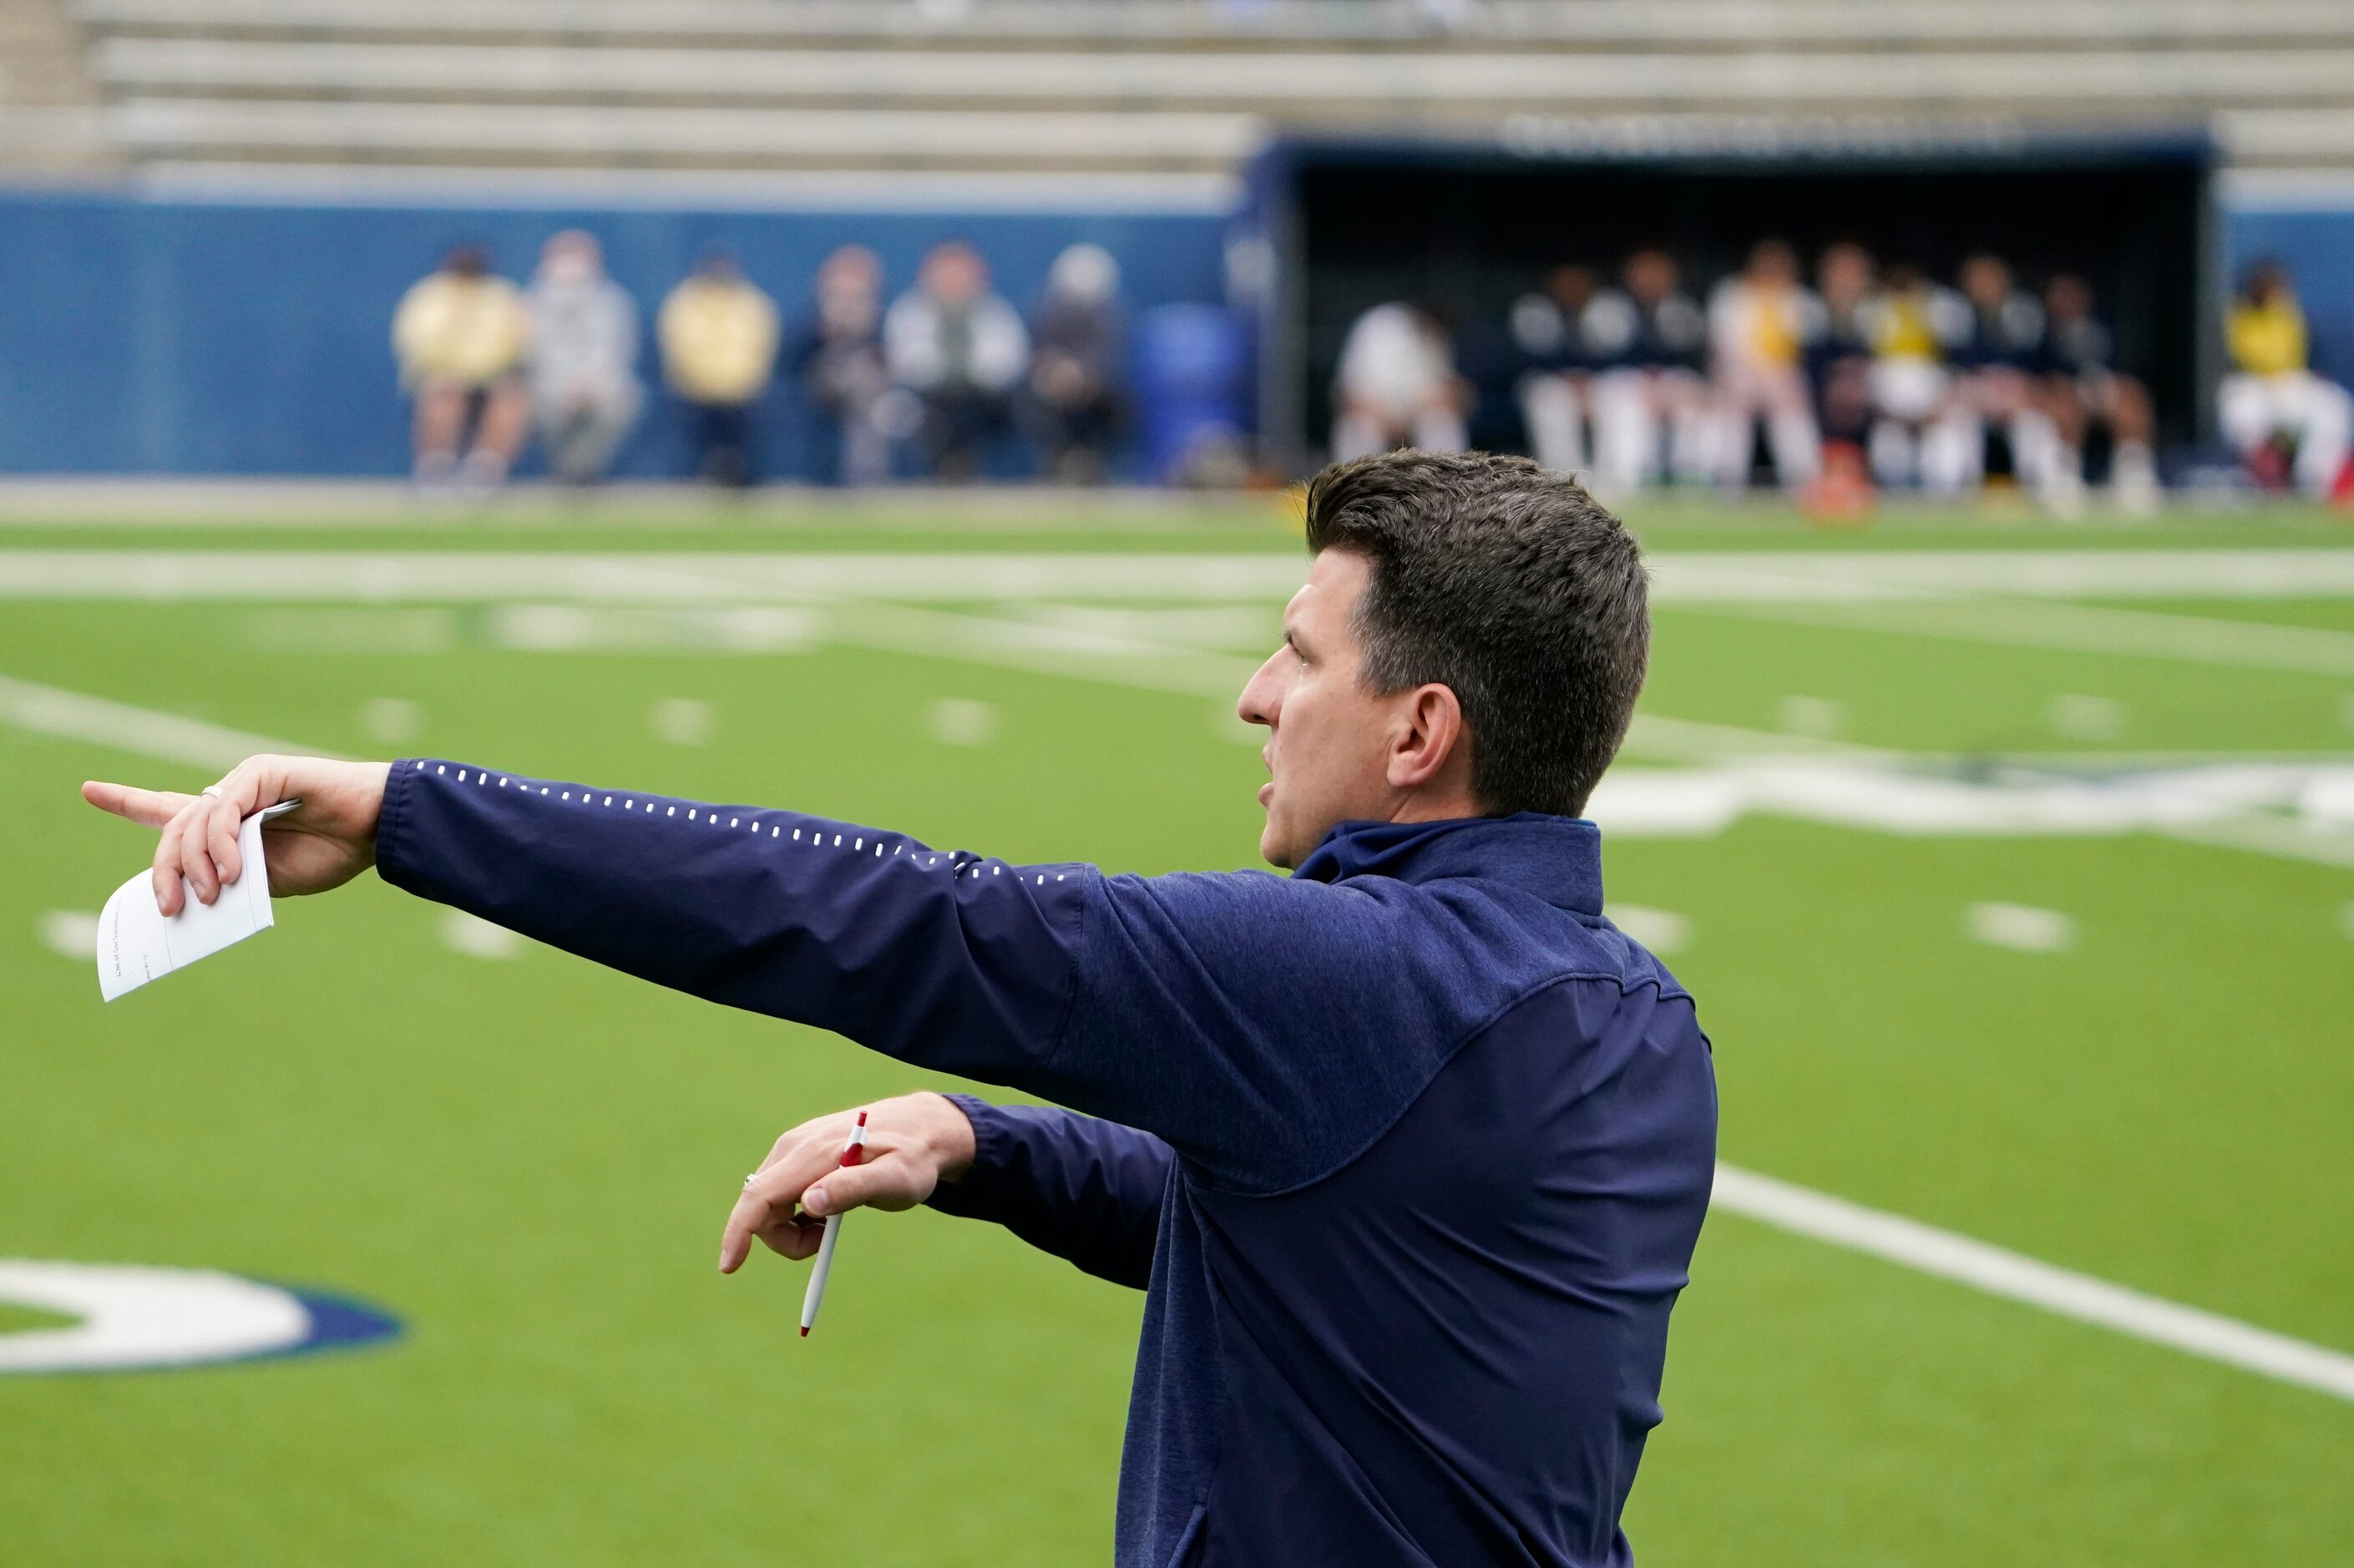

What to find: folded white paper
left=97, top=810, right=274, bottom=1002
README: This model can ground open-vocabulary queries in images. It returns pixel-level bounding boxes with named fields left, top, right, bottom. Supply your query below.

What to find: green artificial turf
left=0, top=1302, right=73, bottom=1334
left=3, top=502, right=2351, bottom=1565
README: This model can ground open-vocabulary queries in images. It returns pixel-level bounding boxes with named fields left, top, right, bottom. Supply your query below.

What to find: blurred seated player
left=660, top=250, right=781, bottom=488
left=1020, top=243, right=1126, bottom=483
left=1862, top=263, right=1975, bottom=496
left=1330, top=301, right=1468, bottom=461
left=1706, top=239, right=1823, bottom=493
left=1805, top=242, right=1880, bottom=508
left=1946, top=253, right=2064, bottom=498
left=2219, top=260, right=2354, bottom=503
left=392, top=245, right=531, bottom=496
left=2034, top=273, right=2160, bottom=513
left=884, top=240, right=1030, bottom=479
left=524, top=230, right=641, bottom=488
left=1583, top=248, right=1711, bottom=496
left=1508, top=265, right=1603, bottom=474
left=788, top=245, right=891, bottom=487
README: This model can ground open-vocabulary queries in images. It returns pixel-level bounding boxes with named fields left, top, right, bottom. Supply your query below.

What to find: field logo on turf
left=0, top=1260, right=399, bottom=1373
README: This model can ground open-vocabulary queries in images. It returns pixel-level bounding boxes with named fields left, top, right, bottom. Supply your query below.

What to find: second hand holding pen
left=800, top=1110, right=868, bottom=1338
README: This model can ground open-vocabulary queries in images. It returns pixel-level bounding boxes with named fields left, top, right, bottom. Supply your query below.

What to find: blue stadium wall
left=0, top=185, right=2344, bottom=478
left=0, top=189, right=1232, bottom=478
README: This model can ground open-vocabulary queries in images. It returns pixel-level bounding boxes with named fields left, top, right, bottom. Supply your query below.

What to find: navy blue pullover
left=374, top=759, right=1718, bottom=1568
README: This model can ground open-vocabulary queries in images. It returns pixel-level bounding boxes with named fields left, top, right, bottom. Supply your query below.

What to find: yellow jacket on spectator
left=1871, top=291, right=1947, bottom=363
left=2228, top=296, right=2309, bottom=378
left=392, top=272, right=530, bottom=390
left=659, top=277, right=782, bottom=406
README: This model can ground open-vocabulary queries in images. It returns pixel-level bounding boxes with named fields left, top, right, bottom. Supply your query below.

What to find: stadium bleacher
left=4, top=0, right=2354, bottom=197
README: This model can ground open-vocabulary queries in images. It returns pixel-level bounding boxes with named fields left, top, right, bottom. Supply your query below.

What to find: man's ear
left=1387, top=683, right=1467, bottom=793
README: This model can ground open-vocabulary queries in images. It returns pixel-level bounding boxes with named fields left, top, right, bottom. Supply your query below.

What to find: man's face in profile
left=1238, top=549, right=1400, bottom=868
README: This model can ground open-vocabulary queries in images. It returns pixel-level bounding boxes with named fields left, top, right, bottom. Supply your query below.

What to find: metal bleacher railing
left=8, top=0, right=2354, bottom=192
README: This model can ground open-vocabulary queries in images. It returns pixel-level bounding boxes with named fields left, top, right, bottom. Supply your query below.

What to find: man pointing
left=86, top=451, right=1716, bottom=1567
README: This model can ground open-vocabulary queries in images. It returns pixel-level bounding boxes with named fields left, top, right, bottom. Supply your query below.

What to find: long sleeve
left=374, top=759, right=1088, bottom=1090
left=375, top=761, right=1536, bottom=1195
left=923, top=1096, right=1170, bottom=1290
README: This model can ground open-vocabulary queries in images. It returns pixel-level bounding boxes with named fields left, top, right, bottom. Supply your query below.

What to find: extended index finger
left=720, top=1186, right=789, bottom=1275
left=719, top=1131, right=853, bottom=1273
left=82, top=781, right=199, bottom=828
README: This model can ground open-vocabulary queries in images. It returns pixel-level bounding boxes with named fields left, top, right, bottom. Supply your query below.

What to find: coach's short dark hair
left=1302, top=450, right=1648, bottom=818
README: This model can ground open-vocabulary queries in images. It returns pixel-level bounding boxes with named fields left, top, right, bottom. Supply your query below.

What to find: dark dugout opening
left=1249, top=131, right=2214, bottom=475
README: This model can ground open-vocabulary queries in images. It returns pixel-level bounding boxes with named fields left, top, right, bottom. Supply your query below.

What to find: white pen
left=799, top=1110, right=868, bottom=1338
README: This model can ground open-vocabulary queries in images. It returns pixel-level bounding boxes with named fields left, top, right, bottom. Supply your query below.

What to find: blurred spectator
left=1331, top=301, right=1467, bottom=461
left=1806, top=242, right=1880, bottom=507
left=392, top=245, right=530, bottom=495
left=790, top=245, right=891, bottom=486
left=1946, top=253, right=2060, bottom=497
left=884, top=241, right=1030, bottom=479
left=525, top=230, right=640, bottom=488
left=1707, top=239, right=1823, bottom=492
left=659, top=250, right=781, bottom=488
left=2220, top=260, right=2354, bottom=502
left=2036, top=274, right=2160, bottom=513
left=1864, top=263, right=1975, bottom=495
left=1510, top=265, right=1603, bottom=475
left=1021, top=243, right=1126, bottom=483
left=1583, top=249, right=1709, bottom=496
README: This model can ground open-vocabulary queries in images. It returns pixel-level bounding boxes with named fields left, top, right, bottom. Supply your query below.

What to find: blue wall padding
left=0, top=190, right=1228, bottom=477
left=0, top=187, right=2346, bottom=475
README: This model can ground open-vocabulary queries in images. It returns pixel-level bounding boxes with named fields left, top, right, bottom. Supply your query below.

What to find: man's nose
left=1236, top=651, right=1283, bottom=729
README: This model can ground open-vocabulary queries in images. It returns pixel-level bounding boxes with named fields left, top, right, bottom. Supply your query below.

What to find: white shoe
left=2108, top=446, right=2162, bottom=517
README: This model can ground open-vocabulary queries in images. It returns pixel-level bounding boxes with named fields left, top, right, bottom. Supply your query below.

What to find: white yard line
left=2160, top=813, right=2354, bottom=870
left=1714, top=1164, right=2354, bottom=1404
left=1651, top=549, right=2354, bottom=601
left=9, top=547, right=2354, bottom=605
left=823, top=600, right=1262, bottom=698
left=0, top=675, right=341, bottom=770
left=0, top=550, right=1310, bottom=604
left=1714, top=595, right=2354, bottom=677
